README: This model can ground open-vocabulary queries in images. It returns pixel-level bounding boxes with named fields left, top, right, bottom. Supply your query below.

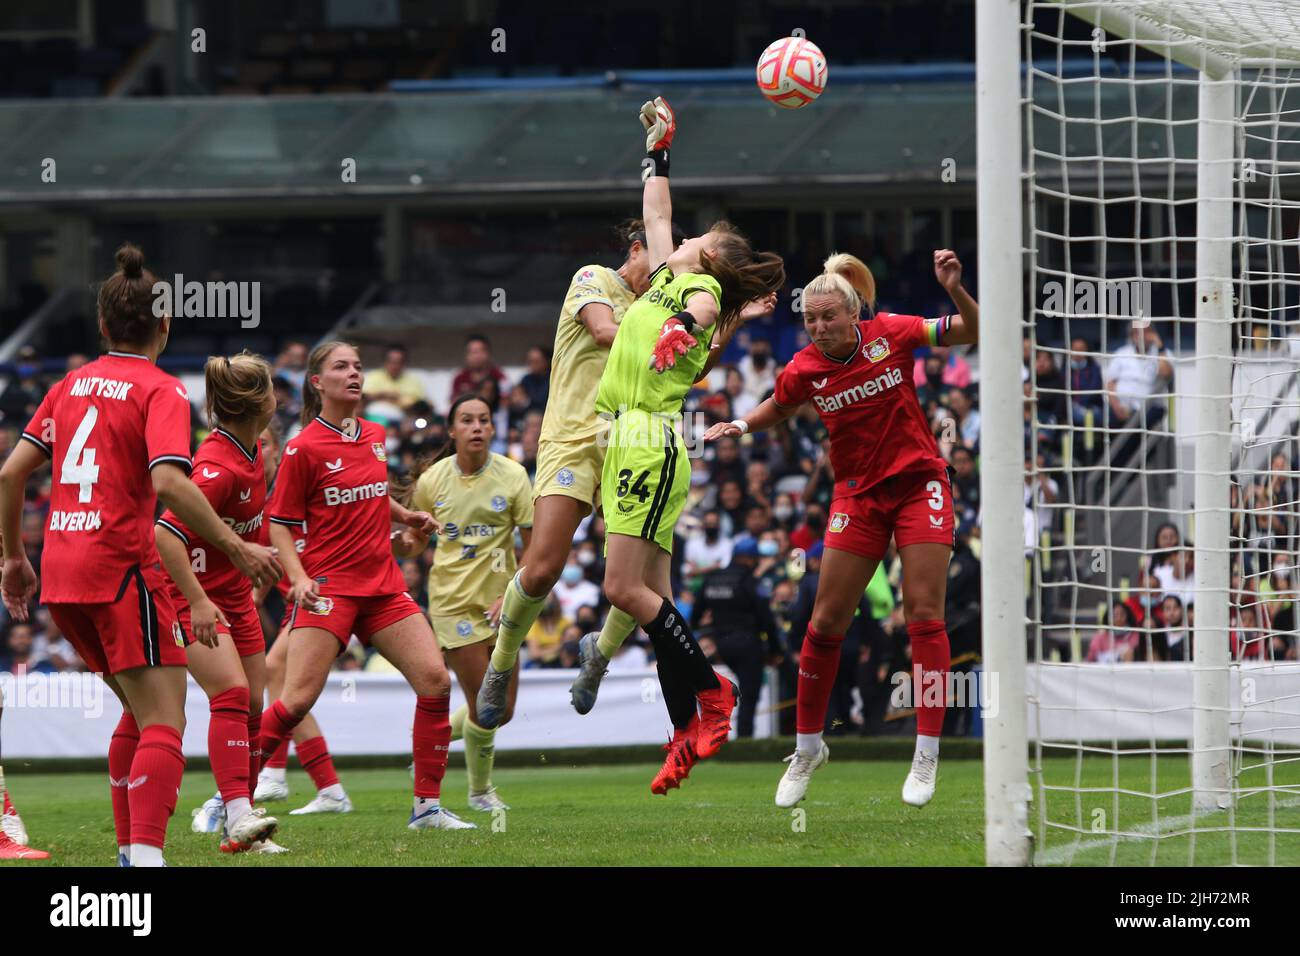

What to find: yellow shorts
left=430, top=611, right=495, bottom=650
left=533, top=436, right=606, bottom=512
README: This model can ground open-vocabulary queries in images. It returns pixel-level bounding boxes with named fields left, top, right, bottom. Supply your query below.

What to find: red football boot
left=650, top=717, right=700, bottom=795
left=0, top=830, right=49, bottom=860
left=694, top=675, right=739, bottom=759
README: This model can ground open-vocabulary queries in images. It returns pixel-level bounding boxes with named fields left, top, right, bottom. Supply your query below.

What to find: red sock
left=208, top=687, right=251, bottom=803
left=795, top=627, right=844, bottom=734
left=247, top=711, right=263, bottom=786
left=908, top=619, right=951, bottom=737
left=257, top=699, right=303, bottom=766
left=412, top=695, right=451, bottom=799
left=295, top=735, right=339, bottom=791
left=129, top=725, right=185, bottom=849
left=264, top=737, right=290, bottom=771
left=108, top=711, right=139, bottom=848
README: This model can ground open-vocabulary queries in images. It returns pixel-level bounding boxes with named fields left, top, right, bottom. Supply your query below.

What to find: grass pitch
left=6, top=754, right=1297, bottom=866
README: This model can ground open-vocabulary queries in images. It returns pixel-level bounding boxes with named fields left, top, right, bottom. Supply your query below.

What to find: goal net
left=981, top=0, right=1300, bottom=865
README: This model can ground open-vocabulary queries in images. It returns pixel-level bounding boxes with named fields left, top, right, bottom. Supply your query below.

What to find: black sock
left=652, top=652, right=699, bottom=731
left=646, top=599, right=720, bottom=696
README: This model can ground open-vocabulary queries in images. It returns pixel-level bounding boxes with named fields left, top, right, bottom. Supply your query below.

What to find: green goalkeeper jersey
left=595, top=264, right=723, bottom=418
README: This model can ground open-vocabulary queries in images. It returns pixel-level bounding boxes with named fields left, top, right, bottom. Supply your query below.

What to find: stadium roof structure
left=0, top=83, right=972, bottom=203
left=1, top=62, right=1292, bottom=204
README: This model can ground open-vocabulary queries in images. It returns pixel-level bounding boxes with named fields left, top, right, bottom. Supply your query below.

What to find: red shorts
left=177, top=599, right=265, bottom=658
left=824, top=468, right=956, bottom=561
left=48, top=569, right=186, bottom=675
left=287, top=589, right=422, bottom=648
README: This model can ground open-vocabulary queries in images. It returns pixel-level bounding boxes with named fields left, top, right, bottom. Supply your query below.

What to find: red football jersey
left=774, top=313, right=949, bottom=498
left=157, top=428, right=265, bottom=608
left=266, top=416, right=404, bottom=596
left=21, top=351, right=193, bottom=603
left=257, top=516, right=306, bottom=598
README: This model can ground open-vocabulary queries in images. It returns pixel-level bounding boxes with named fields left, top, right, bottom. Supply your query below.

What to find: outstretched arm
left=702, top=396, right=799, bottom=442
left=933, top=249, right=979, bottom=347
left=640, top=97, right=676, bottom=268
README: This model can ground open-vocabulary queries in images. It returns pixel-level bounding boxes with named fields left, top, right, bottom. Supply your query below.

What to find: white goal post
left=978, top=0, right=1300, bottom=866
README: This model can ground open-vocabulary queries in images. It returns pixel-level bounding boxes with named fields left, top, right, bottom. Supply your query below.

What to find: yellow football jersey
left=411, top=453, right=534, bottom=617
left=539, top=263, right=637, bottom=443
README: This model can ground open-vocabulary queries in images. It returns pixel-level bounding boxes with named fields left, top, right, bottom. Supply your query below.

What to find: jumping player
left=704, top=250, right=979, bottom=808
left=403, top=394, right=533, bottom=811
left=596, top=97, right=785, bottom=794
left=475, top=219, right=683, bottom=727
left=259, top=341, right=474, bottom=831
left=154, top=352, right=281, bottom=853
left=0, top=244, right=281, bottom=866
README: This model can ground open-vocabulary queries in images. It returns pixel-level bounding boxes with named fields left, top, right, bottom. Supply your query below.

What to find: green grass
left=7, top=754, right=1298, bottom=866
left=9, top=761, right=985, bottom=867
left=1034, top=750, right=1300, bottom=867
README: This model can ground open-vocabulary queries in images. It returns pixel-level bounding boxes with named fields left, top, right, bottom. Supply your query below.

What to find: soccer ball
left=756, top=36, right=828, bottom=109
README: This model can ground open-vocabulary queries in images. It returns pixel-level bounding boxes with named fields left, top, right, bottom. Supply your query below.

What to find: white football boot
left=775, top=742, right=830, bottom=808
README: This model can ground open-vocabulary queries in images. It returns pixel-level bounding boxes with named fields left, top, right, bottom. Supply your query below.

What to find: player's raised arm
left=640, top=96, right=676, bottom=268
left=933, top=249, right=979, bottom=346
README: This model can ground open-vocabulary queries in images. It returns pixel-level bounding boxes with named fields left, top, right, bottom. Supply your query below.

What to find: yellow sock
left=462, top=716, right=497, bottom=794
left=490, top=571, right=547, bottom=672
left=596, top=606, right=638, bottom=660
left=449, top=704, right=468, bottom=743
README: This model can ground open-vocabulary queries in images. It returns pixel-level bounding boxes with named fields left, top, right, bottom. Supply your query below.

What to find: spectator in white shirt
left=736, top=340, right=776, bottom=403
left=1024, top=454, right=1059, bottom=546
left=724, top=367, right=758, bottom=420
left=683, top=511, right=733, bottom=577
left=554, top=560, right=601, bottom=620
left=1105, top=322, right=1174, bottom=426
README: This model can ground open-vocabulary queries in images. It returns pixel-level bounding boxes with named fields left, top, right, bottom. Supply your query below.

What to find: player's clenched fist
left=640, top=96, right=676, bottom=152
left=933, top=249, right=963, bottom=291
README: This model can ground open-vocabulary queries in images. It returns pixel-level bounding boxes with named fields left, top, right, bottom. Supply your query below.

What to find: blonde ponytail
left=204, top=351, right=273, bottom=428
left=802, top=252, right=876, bottom=315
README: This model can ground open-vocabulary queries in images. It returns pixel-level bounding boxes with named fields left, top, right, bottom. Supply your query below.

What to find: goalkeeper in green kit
left=595, top=96, right=785, bottom=795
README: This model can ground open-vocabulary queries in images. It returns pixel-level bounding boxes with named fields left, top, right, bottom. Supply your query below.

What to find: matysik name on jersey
left=67, top=377, right=134, bottom=400
left=812, top=366, right=905, bottom=413
left=323, top=480, right=388, bottom=506
left=49, top=510, right=102, bottom=532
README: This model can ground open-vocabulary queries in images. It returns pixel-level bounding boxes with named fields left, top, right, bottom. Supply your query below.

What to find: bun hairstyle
left=301, top=340, right=358, bottom=426
left=695, top=220, right=786, bottom=339
left=204, top=351, right=273, bottom=428
left=802, top=252, right=876, bottom=315
left=98, top=242, right=164, bottom=347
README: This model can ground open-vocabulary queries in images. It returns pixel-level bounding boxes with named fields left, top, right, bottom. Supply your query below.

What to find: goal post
left=981, top=0, right=1300, bottom=866
left=1191, top=70, right=1233, bottom=815
left=976, top=0, right=1032, bottom=867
